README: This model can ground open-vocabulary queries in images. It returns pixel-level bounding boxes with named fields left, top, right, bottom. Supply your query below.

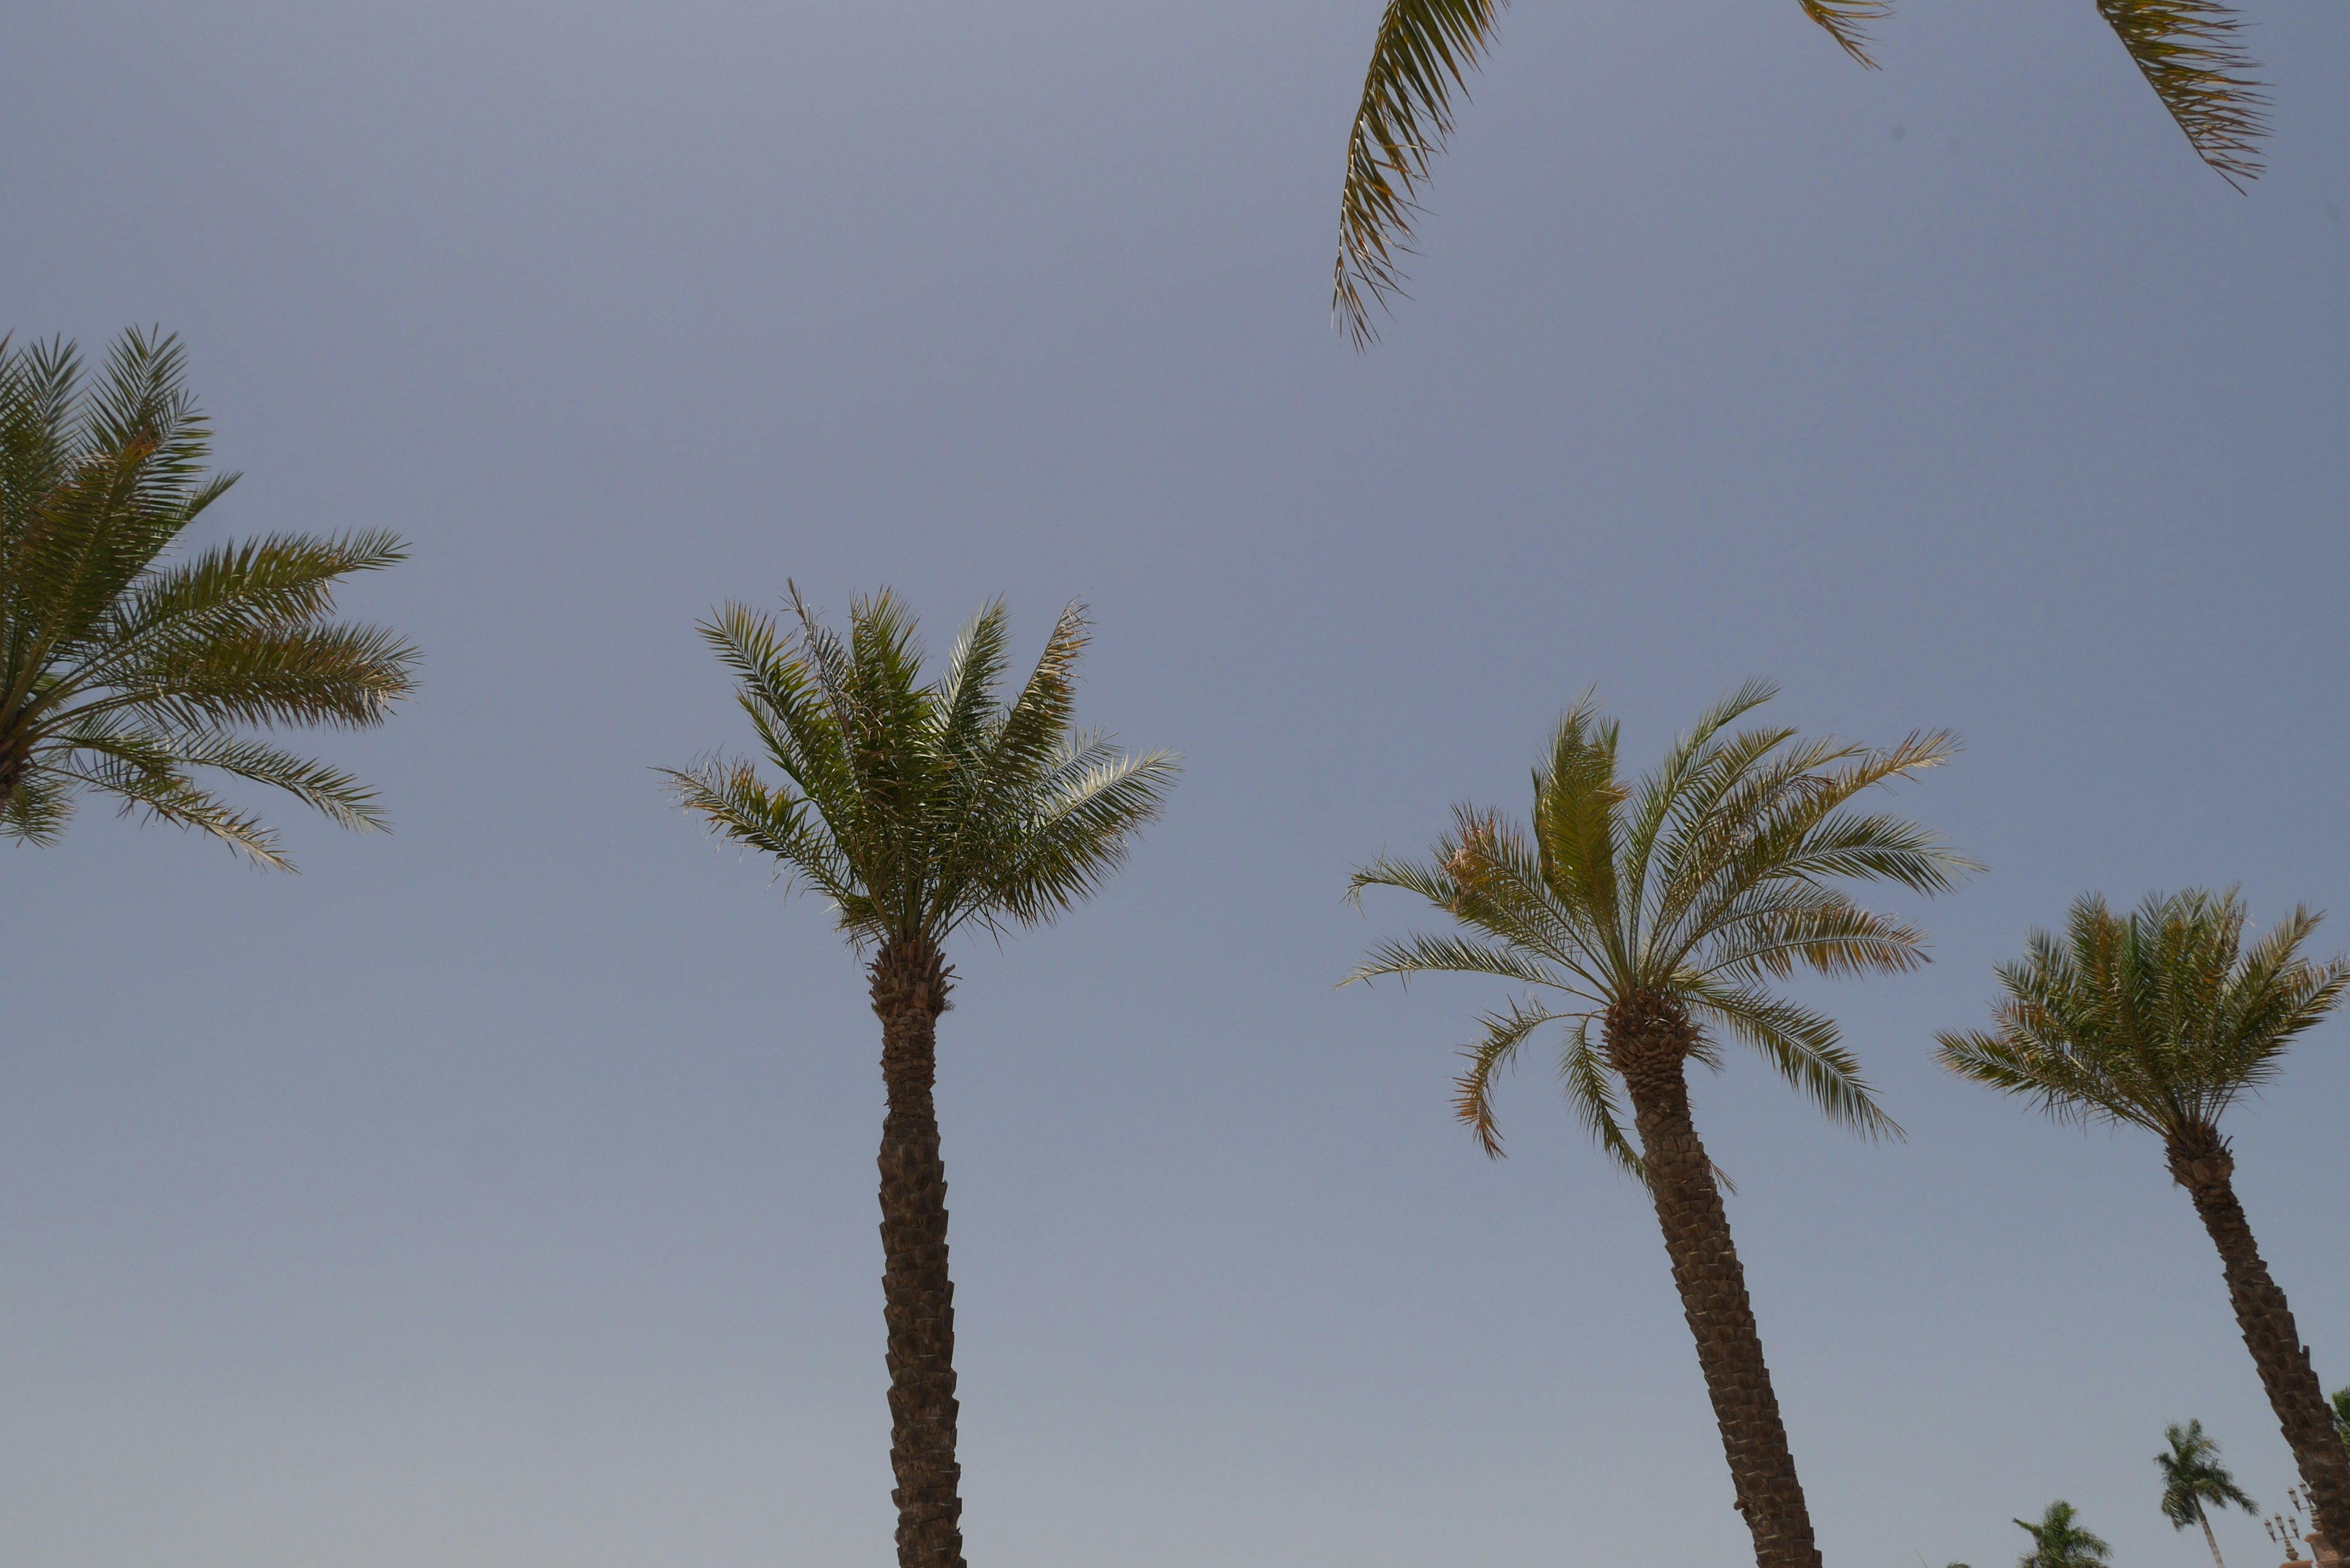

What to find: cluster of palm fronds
left=1333, top=0, right=2272, bottom=345
left=0, top=330, right=417, bottom=867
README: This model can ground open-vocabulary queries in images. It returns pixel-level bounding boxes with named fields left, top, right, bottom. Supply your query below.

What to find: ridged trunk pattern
left=2166, top=1126, right=2350, bottom=1560
left=871, top=935, right=966, bottom=1568
left=1607, top=991, right=1822, bottom=1568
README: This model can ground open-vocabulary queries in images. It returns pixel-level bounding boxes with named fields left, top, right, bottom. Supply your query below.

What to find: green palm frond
left=2095, top=0, right=2267, bottom=187
left=1939, top=889, right=2348, bottom=1139
left=1349, top=684, right=1963, bottom=1163
left=0, top=329, right=418, bottom=867
left=1330, top=2, right=1886, bottom=348
left=671, top=586, right=1177, bottom=950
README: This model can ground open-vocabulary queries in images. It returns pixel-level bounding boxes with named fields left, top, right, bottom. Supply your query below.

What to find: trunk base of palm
left=873, top=935, right=967, bottom=1568
left=1609, top=991, right=1822, bottom=1568
left=2168, top=1126, right=2350, bottom=1556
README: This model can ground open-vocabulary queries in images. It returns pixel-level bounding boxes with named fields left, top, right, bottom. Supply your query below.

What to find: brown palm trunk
left=870, top=934, right=966, bottom=1568
left=2197, top=1503, right=2228, bottom=1568
left=1607, top=991, right=1821, bottom=1568
left=2167, top=1126, right=2350, bottom=1562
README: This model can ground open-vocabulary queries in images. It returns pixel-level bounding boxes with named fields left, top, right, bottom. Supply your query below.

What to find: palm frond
left=1332, top=0, right=1508, bottom=349
left=1687, top=980, right=1902, bottom=1137
left=2095, top=0, right=2268, bottom=186
left=1798, top=0, right=1892, bottom=66
left=1453, top=996, right=1559, bottom=1157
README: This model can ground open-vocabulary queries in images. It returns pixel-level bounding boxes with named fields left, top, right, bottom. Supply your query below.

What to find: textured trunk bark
left=871, top=934, right=966, bottom=1568
left=2197, top=1504, right=2228, bottom=1568
left=2168, top=1125, right=2350, bottom=1559
left=1607, top=991, right=1822, bottom=1568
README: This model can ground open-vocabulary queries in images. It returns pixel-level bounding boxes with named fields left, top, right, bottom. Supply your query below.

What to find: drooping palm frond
left=1347, top=685, right=1967, bottom=1160
left=0, top=329, right=418, bottom=867
left=2095, top=0, right=2269, bottom=187
left=667, top=586, right=1178, bottom=950
left=1330, top=1, right=1886, bottom=348
left=1938, top=889, right=2348, bottom=1139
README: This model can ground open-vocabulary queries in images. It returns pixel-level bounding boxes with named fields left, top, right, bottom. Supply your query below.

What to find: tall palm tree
left=2159, top=1419, right=2259, bottom=1568
left=1330, top=0, right=2270, bottom=346
left=666, top=587, right=1176, bottom=1568
left=1939, top=890, right=2350, bottom=1556
left=1, top=329, right=417, bottom=867
left=1346, top=682, right=1969, bottom=1568
left=2016, top=1501, right=2113, bottom=1568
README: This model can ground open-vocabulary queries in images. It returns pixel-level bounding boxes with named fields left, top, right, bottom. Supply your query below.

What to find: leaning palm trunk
left=873, top=936, right=966, bottom=1568
left=2168, top=1128, right=2350, bottom=1555
left=2196, top=1504, right=2228, bottom=1568
left=1611, top=993, right=1820, bottom=1568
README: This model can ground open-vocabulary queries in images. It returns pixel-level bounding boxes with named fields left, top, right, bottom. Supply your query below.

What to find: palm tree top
left=1347, top=681, right=1973, bottom=1163
left=2160, top=1419, right=2259, bottom=1527
left=667, top=584, right=1178, bottom=950
left=2015, top=1501, right=2113, bottom=1568
left=1938, top=889, right=2348, bottom=1142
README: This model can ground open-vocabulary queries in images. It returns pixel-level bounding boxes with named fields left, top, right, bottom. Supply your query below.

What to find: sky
left=4, top=1, right=2348, bottom=1565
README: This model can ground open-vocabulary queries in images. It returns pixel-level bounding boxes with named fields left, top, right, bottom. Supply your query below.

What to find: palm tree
left=1, top=329, right=417, bottom=866
left=1939, top=890, right=2350, bottom=1556
left=2016, top=1501, right=2113, bottom=1568
left=666, top=587, right=1176, bottom=1568
left=2334, top=1387, right=2349, bottom=1457
left=2159, top=1419, right=2259, bottom=1568
left=1346, top=682, right=1969, bottom=1568
left=1330, top=0, right=2270, bottom=346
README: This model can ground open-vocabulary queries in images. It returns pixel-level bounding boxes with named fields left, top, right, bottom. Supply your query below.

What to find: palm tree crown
left=2159, top=1419, right=2258, bottom=1568
left=1349, top=681, right=1968, bottom=1167
left=1936, top=890, right=2347, bottom=1146
left=1332, top=0, right=2268, bottom=346
left=2016, top=1502, right=2113, bottom=1568
left=665, top=586, right=1177, bottom=946
left=1, top=329, right=417, bottom=867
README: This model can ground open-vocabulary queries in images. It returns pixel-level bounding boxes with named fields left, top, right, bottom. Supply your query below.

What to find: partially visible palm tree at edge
left=1939, top=890, right=2350, bottom=1554
left=1346, top=682, right=1971, bottom=1568
left=666, top=587, right=1176, bottom=1568
left=2016, top=1502, right=2113, bottom=1568
left=2159, top=1418, right=2259, bottom=1568
left=1, top=329, right=417, bottom=867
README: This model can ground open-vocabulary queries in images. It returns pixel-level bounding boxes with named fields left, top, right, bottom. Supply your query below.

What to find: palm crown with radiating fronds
left=2016, top=1502, right=2113, bottom=1568
left=0, top=329, right=417, bottom=867
left=2159, top=1419, right=2258, bottom=1528
left=1332, top=0, right=2269, bottom=348
left=1936, top=890, right=2349, bottom=1140
left=1346, top=682, right=1971, bottom=1168
left=665, top=586, right=1177, bottom=948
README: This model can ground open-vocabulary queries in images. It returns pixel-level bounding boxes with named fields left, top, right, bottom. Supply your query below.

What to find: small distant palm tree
left=2016, top=1502, right=2112, bottom=1568
left=1940, top=890, right=2350, bottom=1555
left=2159, top=1419, right=2259, bottom=1568
left=2333, top=1387, right=2349, bottom=1457
left=1347, top=683, right=1969, bottom=1568
left=1330, top=0, right=2270, bottom=346
left=1, top=329, right=417, bottom=866
left=666, top=587, right=1176, bottom=1568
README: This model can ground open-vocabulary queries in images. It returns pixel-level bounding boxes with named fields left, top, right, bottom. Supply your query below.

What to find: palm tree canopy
left=1938, top=889, right=2349, bottom=1142
left=1347, top=682, right=1971, bottom=1168
left=2159, top=1419, right=2259, bottom=1526
left=666, top=586, right=1178, bottom=949
left=0, top=329, right=418, bottom=867
left=1331, top=0, right=2267, bottom=346
left=2016, top=1501, right=2113, bottom=1568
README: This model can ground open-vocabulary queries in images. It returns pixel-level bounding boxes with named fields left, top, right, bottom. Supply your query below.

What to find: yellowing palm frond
left=2095, top=0, right=2269, bottom=187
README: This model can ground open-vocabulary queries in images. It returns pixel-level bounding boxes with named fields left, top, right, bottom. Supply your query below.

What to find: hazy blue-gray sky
left=6, top=2, right=2347, bottom=1565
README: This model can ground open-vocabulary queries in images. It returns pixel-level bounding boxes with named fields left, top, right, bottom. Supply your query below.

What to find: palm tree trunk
left=2168, top=1126, right=2350, bottom=1560
left=871, top=934, right=966, bottom=1568
left=1608, top=991, right=1821, bottom=1568
left=2197, top=1503, right=2228, bottom=1568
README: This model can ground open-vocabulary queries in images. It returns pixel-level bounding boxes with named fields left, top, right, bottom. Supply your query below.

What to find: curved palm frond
left=2095, top=0, right=2268, bottom=187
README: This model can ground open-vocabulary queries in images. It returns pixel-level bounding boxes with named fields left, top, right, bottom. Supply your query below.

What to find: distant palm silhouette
left=2158, top=1419, right=2259, bottom=1568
